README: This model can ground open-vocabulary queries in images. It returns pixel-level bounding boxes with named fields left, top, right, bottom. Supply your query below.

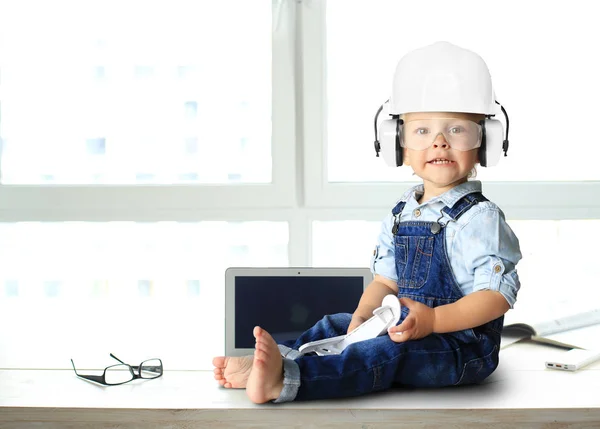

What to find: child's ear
left=403, top=148, right=410, bottom=166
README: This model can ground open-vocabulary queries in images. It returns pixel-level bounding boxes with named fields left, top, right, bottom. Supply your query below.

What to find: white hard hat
left=374, top=41, right=510, bottom=168
left=389, top=41, right=497, bottom=116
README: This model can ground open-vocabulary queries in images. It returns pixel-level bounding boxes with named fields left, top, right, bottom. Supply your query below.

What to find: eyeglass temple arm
left=110, top=353, right=126, bottom=364
left=71, top=359, right=106, bottom=384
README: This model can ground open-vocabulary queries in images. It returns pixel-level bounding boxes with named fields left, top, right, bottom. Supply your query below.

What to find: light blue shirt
left=370, top=180, right=522, bottom=308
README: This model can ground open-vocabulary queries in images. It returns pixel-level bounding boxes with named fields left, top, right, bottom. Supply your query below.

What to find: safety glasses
left=401, top=118, right=482, bottom=151
left=71, top=353, right=163, bottom=386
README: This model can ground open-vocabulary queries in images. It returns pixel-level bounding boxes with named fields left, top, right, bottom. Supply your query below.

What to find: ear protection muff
left=478, top=101, right=510, bottom=167
left=373, top=100, right=510, bottom=168
left=373, top=101, right=404, bottom=167
left=483, top=101, right=510, bottom=166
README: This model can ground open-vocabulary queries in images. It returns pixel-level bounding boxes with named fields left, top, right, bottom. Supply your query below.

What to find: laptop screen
left=234, top=275, right=364, bottom=347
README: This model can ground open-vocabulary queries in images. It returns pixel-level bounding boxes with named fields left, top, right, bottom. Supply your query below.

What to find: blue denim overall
left=277, top=192, right=504, bottom=402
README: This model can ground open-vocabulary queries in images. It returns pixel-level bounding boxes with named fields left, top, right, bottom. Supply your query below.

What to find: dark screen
left=234, top=276, right=364, bottom=348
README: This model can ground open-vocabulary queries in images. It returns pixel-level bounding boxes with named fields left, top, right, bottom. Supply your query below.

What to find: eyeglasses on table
left=71, top=353, right=163, bottom=386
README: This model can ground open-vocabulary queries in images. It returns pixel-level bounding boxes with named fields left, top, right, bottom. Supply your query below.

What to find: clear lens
left=140, top=359, right=163, bottom=379
left=402, top=118, right=482, bottom=151
left=104, top=364, right=134, bottom=384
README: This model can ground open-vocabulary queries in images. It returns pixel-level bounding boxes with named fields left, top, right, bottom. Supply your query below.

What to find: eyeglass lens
left=140, top=359, right=163, bottom=378
left=105, top=364, right=134, bottom=384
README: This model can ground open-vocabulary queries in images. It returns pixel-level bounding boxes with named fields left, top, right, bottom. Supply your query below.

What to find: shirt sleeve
left=454, top=205, right=523, bottom=308
left=370, top=213, right=398, bottom=282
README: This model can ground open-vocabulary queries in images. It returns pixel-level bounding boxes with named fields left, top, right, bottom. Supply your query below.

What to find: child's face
left=402, top=111, right=483, bottom=192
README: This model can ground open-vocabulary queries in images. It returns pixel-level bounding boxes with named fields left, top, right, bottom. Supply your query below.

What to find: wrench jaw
left=298, top=295, right=402, bottom=356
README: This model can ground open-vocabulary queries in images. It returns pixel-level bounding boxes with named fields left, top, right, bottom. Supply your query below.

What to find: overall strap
left=391, top=201, right=408, bottom=234
left=391, top=201, right=407, bottom=216
left=441, top=192, right=488, bottom=221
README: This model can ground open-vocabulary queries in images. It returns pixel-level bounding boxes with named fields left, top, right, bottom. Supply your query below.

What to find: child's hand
left=387, top=297, right=435, bottom=342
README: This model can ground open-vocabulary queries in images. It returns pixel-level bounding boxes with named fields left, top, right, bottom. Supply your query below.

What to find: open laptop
left=225, top=267, right=373, bottom=356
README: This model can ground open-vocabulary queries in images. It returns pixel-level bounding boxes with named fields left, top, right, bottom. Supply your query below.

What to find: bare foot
left=212, top=355, right=253, bottom=388
left=246, top=326, right=284, bottom=404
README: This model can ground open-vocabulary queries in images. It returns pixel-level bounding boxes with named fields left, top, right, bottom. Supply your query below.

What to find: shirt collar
left=399, top=180, right=482, bottom=207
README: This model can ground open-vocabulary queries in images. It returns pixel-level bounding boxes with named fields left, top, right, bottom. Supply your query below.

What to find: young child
left=213, top=41, right=522, bottom=404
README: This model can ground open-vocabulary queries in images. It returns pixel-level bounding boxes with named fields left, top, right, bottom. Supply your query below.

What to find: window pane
left=312, top=219, right=600, bottom=318
left=0, top=221, right=288, bottom=369
left=325, top=0, right=600, bottom=182
left=312, top=221, right=380, bottom=267
left=0, top=0, right=272, bottom=184
left=507, top=220, right=600, bottom=317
